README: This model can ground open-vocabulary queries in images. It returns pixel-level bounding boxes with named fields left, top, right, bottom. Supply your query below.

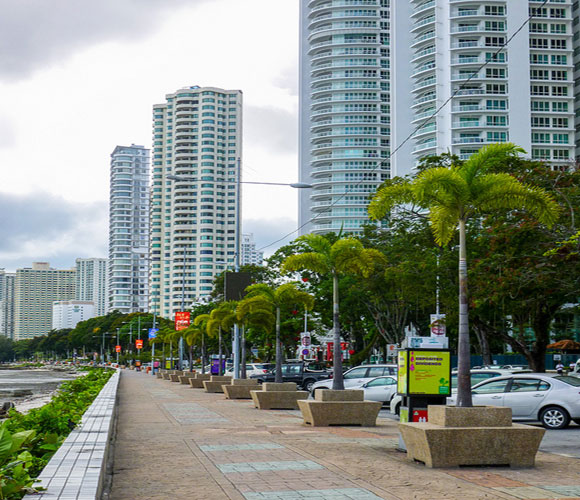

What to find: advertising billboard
left=175, top=311, right=191, bottom=331
left=408, top=350, right=451, bottom=396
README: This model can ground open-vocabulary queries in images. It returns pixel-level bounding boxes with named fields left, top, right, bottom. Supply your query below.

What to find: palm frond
left=295, top=234, right=332, bottom=255
left=368, top=181, right=414, bottom=220
left=413, top=167, right=469, bottom=208
left=461, top=143, right=524, bottom=184
left=428, top=205, right=460, bottom=246
left=282, top=253, right=329, bottom=275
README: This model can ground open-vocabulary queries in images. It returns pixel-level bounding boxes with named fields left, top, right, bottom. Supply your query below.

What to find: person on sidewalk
left=556, top=362, right=564, bottom=375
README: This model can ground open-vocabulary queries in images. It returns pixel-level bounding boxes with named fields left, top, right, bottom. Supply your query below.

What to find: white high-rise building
left=108, top=144, right=150, bottom=313
left=0, top=270, right=15, bottom=339
left=14, top=262, right=76, bottom=340
left=391, top=1, right=575, bottom=175
left=150, top=86, right=243, bottom=318
left=76, top=258, right=108, bottom=317
left=52, top=301, right=95, bottom=330
left=299, top=0, right=392, bottom=235
left=241, top=233, right=264, bottom=266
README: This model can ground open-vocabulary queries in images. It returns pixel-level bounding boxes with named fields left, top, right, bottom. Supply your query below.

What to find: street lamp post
left=116, top=328, right=120, bottom=364
left=167, top=172, right=312, bottom=378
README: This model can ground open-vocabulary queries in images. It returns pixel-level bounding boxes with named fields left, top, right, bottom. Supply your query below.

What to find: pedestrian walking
left=556, top=362, right=564, bottom=375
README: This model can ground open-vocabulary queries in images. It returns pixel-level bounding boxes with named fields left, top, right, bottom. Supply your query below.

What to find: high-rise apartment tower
left=0, top=270, right=15, bottom=339
left=149, top=86, right=243, bottom=318
left=299, top=0, right=392, bottom=234
left=391, top=1, right=575, bottom=174
left=108, top=144, right=150, bottom=313
left=76, top=258, right=108, bottom=317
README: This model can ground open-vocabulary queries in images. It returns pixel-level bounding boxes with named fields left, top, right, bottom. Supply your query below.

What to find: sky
left=0, top=0, right=300, bottom=272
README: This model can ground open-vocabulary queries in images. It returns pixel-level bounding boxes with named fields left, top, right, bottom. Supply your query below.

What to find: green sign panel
left=397, top=351, right=408, bottom=394
left=408, top=350, right=451, bottom=396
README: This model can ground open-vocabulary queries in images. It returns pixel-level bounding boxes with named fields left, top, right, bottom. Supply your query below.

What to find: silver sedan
left=447, top=374, right=580, bottom=429
left=351, top=376, right=398, bottom=405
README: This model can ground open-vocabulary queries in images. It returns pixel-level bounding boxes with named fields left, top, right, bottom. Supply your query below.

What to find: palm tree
left=237, top=294, right=276, bottom=377
left=195, top=303, right=237, bottom=375
left=282, top=235, right=385, bottom=390
left=368, top=143, right=560, bottom=407
left=244, top=283, right=315, bottom=383
left=182, top=324, right=204, bottom=372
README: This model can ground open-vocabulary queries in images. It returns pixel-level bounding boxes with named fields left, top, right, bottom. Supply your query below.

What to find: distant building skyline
left=0, top=270, right=15, bottom=339
left=76, top=258, right=108, bottom=317
left=241, top=233, right=263, bottom=266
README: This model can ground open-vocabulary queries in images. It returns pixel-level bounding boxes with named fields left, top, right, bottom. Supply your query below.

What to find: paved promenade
left=108, top=371, right=580, bottom=500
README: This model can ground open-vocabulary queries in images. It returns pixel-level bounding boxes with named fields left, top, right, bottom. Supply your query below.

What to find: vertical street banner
left=135, top=339, right=144, bottom=350
left=148, top=328, right=159, bottom=339
left=175, top=311, right=191, bottom=331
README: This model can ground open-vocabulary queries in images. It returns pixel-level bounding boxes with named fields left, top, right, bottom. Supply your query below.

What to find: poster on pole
left=175, top=311, right=191, bottom=331
left=135, top=339, right=144, bottom=350
left=148, top=328, right=159, bottom=339
left=408, top=350, right=451, bottom=396
left=430, top=314, right=446, bottom=337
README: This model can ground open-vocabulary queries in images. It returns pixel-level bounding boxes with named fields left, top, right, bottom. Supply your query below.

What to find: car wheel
left=540, top=406, right=570, bottom=430
left=303, top=379, right=316, bottom=392
left=394, top=402, right=401, bottom=416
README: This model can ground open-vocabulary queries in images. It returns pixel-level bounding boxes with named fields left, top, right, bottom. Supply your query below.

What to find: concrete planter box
left=156, top=372, right=163, bottom=379
left=223, top=379, right=259, bottom=399
left=169, top=374, right=181, bottom=382
left=161, top=372, right=172, bottom=380
left=250, top=383, right=308, bottom=410
left=399, top=405, right=545, bottom=468
left=188, top=374, right=211, bottom=388
left=297, top=390, right=381, bottom=426
left=178, top=374, right=196, bottom=384
left=203, top=376, right=232, bottom=393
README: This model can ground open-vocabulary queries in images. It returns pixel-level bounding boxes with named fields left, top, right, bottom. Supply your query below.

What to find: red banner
left=135, top=339, right=143, bottom=350
left=175, top=311, right=191, bottom=331
left=115, top=345, right=121, bottom=353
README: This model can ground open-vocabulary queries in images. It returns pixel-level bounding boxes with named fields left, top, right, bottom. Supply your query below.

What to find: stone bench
left=188, top=373, right=212, bottom=388
left=203, top=376, right=233, bottom=393
left=250, top=382, right=308, bottom=410
left=398, top=405, right=545, bottom=468
left=178, top=373, right=197, bottom=384
left=298, top=389, right=382, bottom=426
left=222, top=379, right=259, bottom=399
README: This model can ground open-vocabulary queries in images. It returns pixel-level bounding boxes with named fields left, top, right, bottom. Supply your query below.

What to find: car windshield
left=553, top=376, right=580, bottom=386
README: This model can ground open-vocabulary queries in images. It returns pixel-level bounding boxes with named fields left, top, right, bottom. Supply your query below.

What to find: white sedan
left=352, top=376, right=398, bottom=405
left=447, top=374, right=580, bottom=429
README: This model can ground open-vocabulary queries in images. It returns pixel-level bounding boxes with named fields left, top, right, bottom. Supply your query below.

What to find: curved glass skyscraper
left=299, top=0, right=391, bottom=235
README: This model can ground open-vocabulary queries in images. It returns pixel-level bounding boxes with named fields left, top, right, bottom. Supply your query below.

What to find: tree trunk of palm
left=169, top=341, right=173, bottom=369
left=332, top=272, right=344, bottom=390
left=275, top=307, right=282, bottom=383
left=201, top=333, right=205, bottom=374
left=241, top=325, right=247, bottom=379
left=218, top=327, right=223, bottom=376
left=189, top=344, right=193, bottom=372
left=456, top=219, right=473, bottom=407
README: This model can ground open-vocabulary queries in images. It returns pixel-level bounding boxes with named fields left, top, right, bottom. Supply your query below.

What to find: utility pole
left=116, top=328, right=120, bottom=364
left=179, top=251, right=185, bottom=371
left=233, top=157, right=241, bottom=379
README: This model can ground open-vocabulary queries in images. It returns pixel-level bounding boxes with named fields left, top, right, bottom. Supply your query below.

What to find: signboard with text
left=135, top=339, right=143, bottom=350
left=175, top=311, right=191, bottom=331
left=430, top=314, right=446, bottom=337
left=148, top=328, right=159, bottom=339
left=407, top=350, right=451, bottom=396
left=115, top=345, right=121, bottom=353
left=397, top=351, right=408, bottom=394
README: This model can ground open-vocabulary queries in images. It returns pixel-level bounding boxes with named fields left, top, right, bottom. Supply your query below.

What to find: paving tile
left=543, top=486, right=580, bottom=497
left=243, top=489, right=383, bottom=500
left=217, top=460, right=324, bottom=474
left=200, top=443, right=284, bottom=451
left=493, top=486, right=575, bottom=499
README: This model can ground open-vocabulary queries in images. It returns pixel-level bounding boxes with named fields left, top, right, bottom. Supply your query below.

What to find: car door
left=343, top=367, right=370, bottom=388
left=470, top=378, right=510, bottom=407
left=503, top=378, right=551, bottom=418
left=363, top=377, right=397, bottom=403
left=285, top=364, right=303, bottom=385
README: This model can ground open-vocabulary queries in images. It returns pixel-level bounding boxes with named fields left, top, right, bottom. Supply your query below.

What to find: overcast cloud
left=0, top=192, right=107, bottom=271
left=0, top=0, right=205, bottom=81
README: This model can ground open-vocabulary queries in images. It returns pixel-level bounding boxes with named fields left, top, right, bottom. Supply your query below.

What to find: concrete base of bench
left=223, top=380, right=259, bottom=399
left=189, top=374, right=211, bottom=388
left=298, top=400, right=382, bottom=426
left=156, top=372, right=163, bottom=379
left=178, top=373, right=197, bottom=384
left=203, top=376, right=232, bottom=393
left=169, top=374, right=181, bottom=382
left=161, top=372, right=171, bottom=380
left=250, top=390, right=308, bottom=410
left=398, top=405, right=545, bottom=468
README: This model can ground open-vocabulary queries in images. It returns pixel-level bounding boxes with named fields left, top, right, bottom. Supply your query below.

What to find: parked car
left=250, top=362, right=331, bottom=391
left=352, top=376, right=397, bottom=405
left=499, top=365, right=530, bottom=371
left=390, top=368, right=517, bottom=415
left=447, top=374, right=580, bottom=429
left=225, top=363, right=274, bottom=378
left=310, top=364, right=397, bottom=395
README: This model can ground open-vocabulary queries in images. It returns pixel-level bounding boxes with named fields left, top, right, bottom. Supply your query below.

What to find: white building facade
left=0, top=270, right=15, bottom=339
left=299, top=0, right=392, bottom=235
left=241, top=233, right=264, bottom=266
left=108, top=144, right=150, bottom=314
left=52, top=301, right=95, bottom=330
left=391, top=0, right=575, bottom=176
left=149, top=86, right=243, bottom=318
left=76, top=258, right=108, bottom=317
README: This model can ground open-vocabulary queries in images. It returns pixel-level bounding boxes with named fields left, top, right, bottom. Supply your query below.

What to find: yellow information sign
left=397, top=351, right=407, bottom=394
left=408, top=350, right=451, bottom=395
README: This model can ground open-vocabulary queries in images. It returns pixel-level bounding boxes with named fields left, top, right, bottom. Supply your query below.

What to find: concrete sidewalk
left=108, top=370, right=580, bottom=500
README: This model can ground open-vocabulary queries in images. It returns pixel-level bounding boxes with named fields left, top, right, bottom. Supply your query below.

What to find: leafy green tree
left=282, top=235, right=385, bottom=389
left=369, top=143, right=560, bottom=407
left=244, top=283, right=314, bottom=382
